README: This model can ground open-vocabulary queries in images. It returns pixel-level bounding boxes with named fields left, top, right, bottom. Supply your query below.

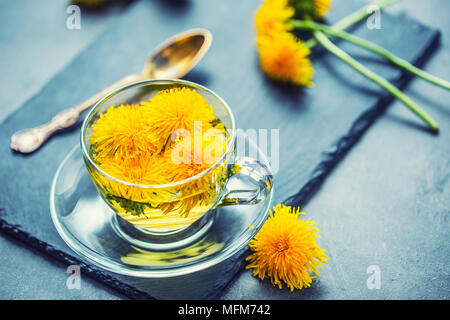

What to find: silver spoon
left=10, top=28, right=212, bottom=154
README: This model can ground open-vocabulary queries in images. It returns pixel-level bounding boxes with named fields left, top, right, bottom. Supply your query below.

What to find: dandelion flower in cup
left=90, top=104, right=161, bottom=162
left=162, top=131, right=228, bottom=182
left=257, top=31, right=314, bottom=86
left=246, top=204, right=328, bottom=291
left=141, top=87, right=218, bottom=142
left=255, top=0, right=295, bottom=37
left=88, top=87, right=230, bottom=218
left=98, top=154, right=169, bottom=186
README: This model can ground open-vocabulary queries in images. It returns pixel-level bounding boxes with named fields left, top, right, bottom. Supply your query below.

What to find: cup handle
left=215, top=156, right=273, bottom=207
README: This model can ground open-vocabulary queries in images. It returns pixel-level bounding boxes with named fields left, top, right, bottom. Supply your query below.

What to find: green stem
left=313, top=31, right=439, bottom=132
left=304, top=0, right=401, bottom=48
left=293, top=20, right=450, bottom=90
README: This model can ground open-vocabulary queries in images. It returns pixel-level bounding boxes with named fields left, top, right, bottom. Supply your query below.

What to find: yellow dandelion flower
left=141, top=87, right=218, bottom=141
left=88, top=87, right=229, bottom=218
left=157, top=131, right=228, bottom=216
left=288, top=0, right=332, bottom=19
left=257, top=31, right=314, bottom=86
left=255, top=0, right=295, bottom=37
left=162, top=130, right=227, bottom=182
left=71, top=0, right=109, bottom=8
left=246, top=204, right=328, bottom=291
left=98, top=154, right=169, bottom=186
left=313, top=0, right=332, bottom=18
left=90, top=104, right=161, bottom=162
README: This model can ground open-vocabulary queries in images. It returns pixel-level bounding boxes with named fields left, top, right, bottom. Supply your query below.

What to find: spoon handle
left=10, top=73, right=144, bottom=154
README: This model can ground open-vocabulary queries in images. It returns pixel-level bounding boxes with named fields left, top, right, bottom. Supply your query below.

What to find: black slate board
left=0, top=0, right=440, bottom=299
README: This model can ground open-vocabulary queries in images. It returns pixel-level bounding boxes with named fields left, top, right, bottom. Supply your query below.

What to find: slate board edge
left=0, top=211, right=153, bottom=300
left=0, top=25, right=441, bottom=301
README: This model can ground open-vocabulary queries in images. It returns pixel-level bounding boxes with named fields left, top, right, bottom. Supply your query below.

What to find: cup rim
left=80, top=79, right=237, bottom=189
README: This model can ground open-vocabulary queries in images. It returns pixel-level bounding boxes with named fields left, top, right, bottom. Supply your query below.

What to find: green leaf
left=106, top=193, right=147, bottom=217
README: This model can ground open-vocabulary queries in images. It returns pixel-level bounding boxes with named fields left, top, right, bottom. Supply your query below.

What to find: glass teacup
left=81, top=79, right=272, bottom=248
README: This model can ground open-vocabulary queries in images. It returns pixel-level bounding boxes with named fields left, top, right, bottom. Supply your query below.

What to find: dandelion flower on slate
left=289, top=0, right=332, bottom=19
left=255, top=0, right=295, bottom=37
left=313, top=0, right=332, bottom=18
left=257, top=31, right=314, bottom=86
left=246, top=204, right=329, bottom=291
left=71, top=0, right=109, bottom=8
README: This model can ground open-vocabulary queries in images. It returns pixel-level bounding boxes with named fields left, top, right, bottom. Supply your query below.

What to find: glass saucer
left=50, top=135, right=274, bottom=278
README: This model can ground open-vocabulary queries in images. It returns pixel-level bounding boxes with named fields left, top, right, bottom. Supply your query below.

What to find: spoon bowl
left=144, top=29, right=211, bottom=78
